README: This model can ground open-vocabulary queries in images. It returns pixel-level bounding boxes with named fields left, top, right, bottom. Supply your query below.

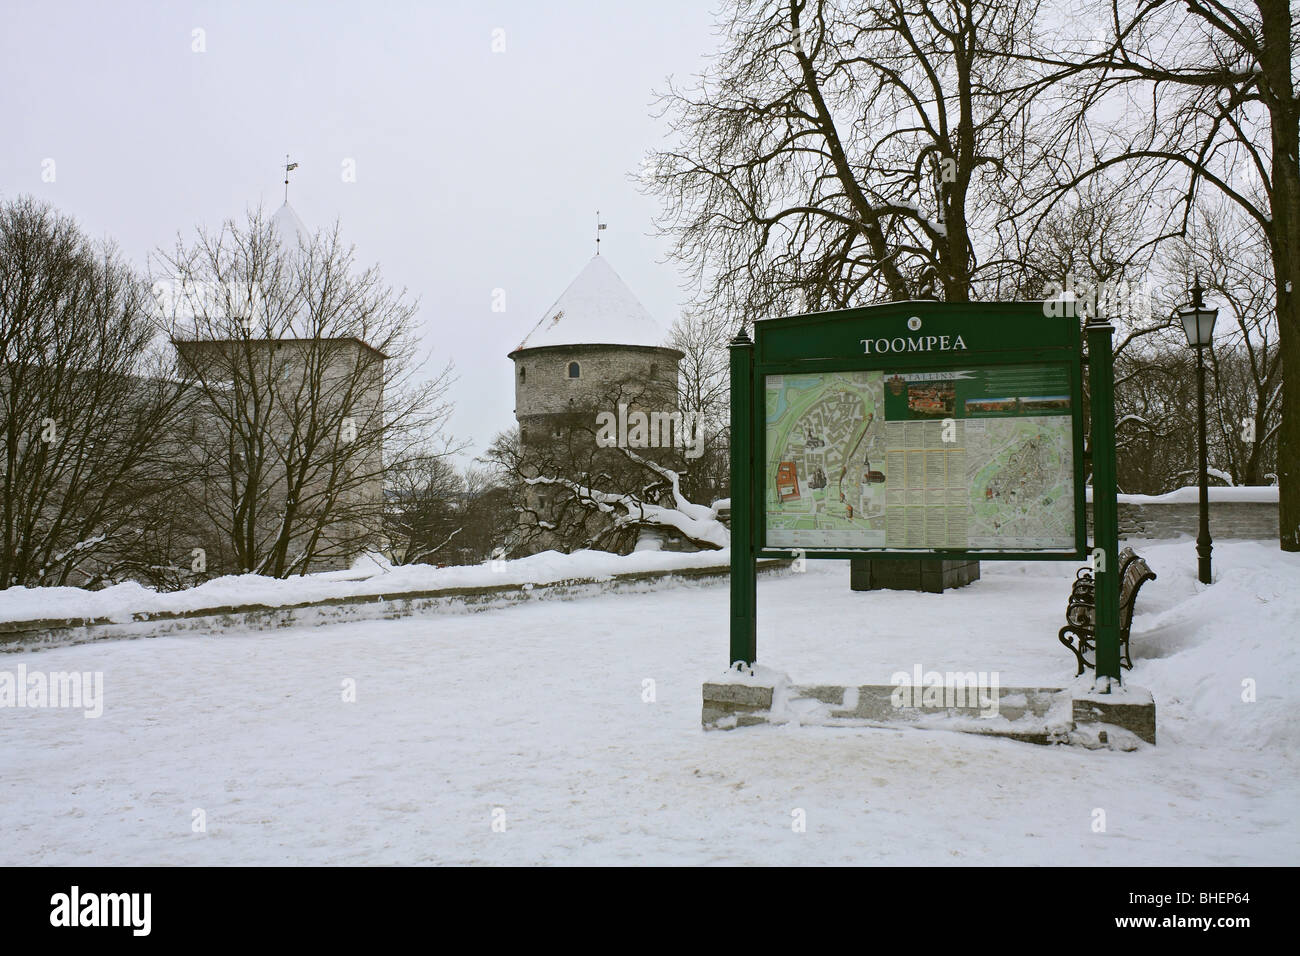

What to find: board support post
left=1086, top=316, right=1122, bottom=684
left=729, top=327, right=757, bottom=666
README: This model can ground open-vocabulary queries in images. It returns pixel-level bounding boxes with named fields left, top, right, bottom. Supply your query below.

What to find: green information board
left=727, top=300, right=1122, bottom=680
left=764, top=364, right=1077, bottom=552
left=749, top=302, right=1086, bottom=560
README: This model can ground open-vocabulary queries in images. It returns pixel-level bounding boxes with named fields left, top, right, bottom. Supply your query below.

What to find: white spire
left=514, top=255, right=665, bottom=351
left=269, top=201, right=309, bottom=248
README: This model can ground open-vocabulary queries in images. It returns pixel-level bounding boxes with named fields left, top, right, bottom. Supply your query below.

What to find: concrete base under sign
left=850, top=558, right=981, bottom=593
left=701, top=680, right=1156, bottom=747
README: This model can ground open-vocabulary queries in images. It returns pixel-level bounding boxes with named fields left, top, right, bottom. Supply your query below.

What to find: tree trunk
left=1260, top=0, right=1300, bottom=549
left=1277, top=281, right=1300, bottom=550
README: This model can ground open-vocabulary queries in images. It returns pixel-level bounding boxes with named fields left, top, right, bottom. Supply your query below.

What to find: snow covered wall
left=1085, top=486, right=1279, bottom=540
left=0, top=551, right=790, bottom=650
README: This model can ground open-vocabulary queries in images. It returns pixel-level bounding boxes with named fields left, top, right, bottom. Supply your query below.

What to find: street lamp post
left=1177, top=279, right=1219, bottom=585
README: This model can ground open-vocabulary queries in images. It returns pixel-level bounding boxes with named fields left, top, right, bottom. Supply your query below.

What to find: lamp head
left=1177, top=279, right=1218, bottom=347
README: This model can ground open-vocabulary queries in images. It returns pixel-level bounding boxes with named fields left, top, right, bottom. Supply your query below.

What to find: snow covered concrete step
left=1072, top=684, right=1157, bottom=747
left=702, top=680, right=1156, bottom=747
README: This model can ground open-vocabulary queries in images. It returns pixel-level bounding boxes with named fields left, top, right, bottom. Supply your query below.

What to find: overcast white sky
left=3, top=0, right=721, bottom=462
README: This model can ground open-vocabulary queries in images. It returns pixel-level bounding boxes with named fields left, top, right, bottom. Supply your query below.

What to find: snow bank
left=1085, top=485, right=1278, bottom=504
left=0, top=548, right=735, bottom=626
left=1117, top=539, right=1300, bottom=752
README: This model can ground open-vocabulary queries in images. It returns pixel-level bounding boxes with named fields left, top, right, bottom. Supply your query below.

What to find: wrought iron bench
left=1059, top=547, right=1157, bottom=676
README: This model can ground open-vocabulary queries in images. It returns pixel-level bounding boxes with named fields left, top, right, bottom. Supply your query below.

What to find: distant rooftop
left=513, top=255, right=667, bottom=352
left=269, top=201, right=310, bottom=247
left=167, top=204, right=388, bottom=360
left=172, top=336, right=389, bottom=360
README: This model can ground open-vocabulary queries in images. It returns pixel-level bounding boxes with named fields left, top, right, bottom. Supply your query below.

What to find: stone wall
left=511, top=342, right=683, bottom=426
left=65, top=337, right=387, bottom=582
left=1086, top=498, right=1278, bottom=540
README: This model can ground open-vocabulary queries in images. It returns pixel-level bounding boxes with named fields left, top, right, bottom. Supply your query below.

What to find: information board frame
left=748, top=301, right=1087, bottom=562
left=726, top=300, right=1124, bottom=682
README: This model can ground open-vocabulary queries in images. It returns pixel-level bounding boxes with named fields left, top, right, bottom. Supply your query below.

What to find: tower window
left=568, top=361, right=580, bottom=379
left=519, top=366, right=526, bottom=383
left=650, top=363, right=658, bottom=378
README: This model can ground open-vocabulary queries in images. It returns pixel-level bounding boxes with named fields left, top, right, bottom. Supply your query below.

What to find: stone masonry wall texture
left=512, top=343, right=683, bottom=426
left=1086, top=501, right=1278, bottom=540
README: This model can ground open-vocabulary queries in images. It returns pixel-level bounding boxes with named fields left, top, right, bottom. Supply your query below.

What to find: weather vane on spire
left=595, top=210, right=606, bottom=256
left=283, top=154, right=299, bottom=204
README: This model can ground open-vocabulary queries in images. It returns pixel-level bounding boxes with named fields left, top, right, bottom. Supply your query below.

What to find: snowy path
left=1, top=539, right=1296, bottom=865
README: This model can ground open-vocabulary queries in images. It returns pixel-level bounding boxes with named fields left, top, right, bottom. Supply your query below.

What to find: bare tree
left=668, top=309, right=732, bottom=505
left=0, top=196, right=194, bottom=588
left=1105, top=200, right=1280, bottom=495
left=1035, top=0, right=1300, bottom=548
left=484, top=371, right=727, bottom=554
left=1166, top=202, right=1283, bottom=485
left=1112, top=341, right=1196, bottom=493
left=444, top=467, right=517, bottom=566
left=1021, top=186, right=1165, bottom=325
left=645, top=0, right=1049, bottom=323
left=384, top=452, right=464, bottom=565
left=154, top=207, right=457, bottom=577
left=1111, top=332, right=1275, bottom=493
left=481, top=426, right=531, bottom=549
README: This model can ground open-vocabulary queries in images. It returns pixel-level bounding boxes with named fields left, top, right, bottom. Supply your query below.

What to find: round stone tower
left=508, top=255, right=684, bottom=551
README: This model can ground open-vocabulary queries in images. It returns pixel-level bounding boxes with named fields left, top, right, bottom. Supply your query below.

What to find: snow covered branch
left=525, top=456, right=729, bottom=551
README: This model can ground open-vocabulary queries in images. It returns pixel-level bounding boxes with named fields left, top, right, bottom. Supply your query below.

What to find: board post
left=729, top=327, right=757, bottom=666
left=1086, top=317, right=1122, bottom=684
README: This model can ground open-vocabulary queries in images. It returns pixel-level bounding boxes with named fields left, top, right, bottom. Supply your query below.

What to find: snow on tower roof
left=514, top=255, right=667, bottom=351
left=269, top=201, right=310, bottom=248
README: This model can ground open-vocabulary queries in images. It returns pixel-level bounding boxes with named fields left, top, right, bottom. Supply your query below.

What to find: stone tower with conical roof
left=508, top=256, right=684, bottom=553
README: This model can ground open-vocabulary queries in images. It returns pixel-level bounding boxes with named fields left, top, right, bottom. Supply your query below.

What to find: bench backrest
left=1118, top=554, right=1157, bottom=633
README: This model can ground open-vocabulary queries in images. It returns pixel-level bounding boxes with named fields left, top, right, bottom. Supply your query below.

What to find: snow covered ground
left=1, top=537, right=1296, bottom=865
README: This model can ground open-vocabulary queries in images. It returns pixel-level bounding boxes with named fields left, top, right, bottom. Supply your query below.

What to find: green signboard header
left=753, top=301, right=1078, bottom=367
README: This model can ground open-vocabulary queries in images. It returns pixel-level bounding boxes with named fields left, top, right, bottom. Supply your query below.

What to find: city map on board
left=764, top=364, right=1076, bottom=551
